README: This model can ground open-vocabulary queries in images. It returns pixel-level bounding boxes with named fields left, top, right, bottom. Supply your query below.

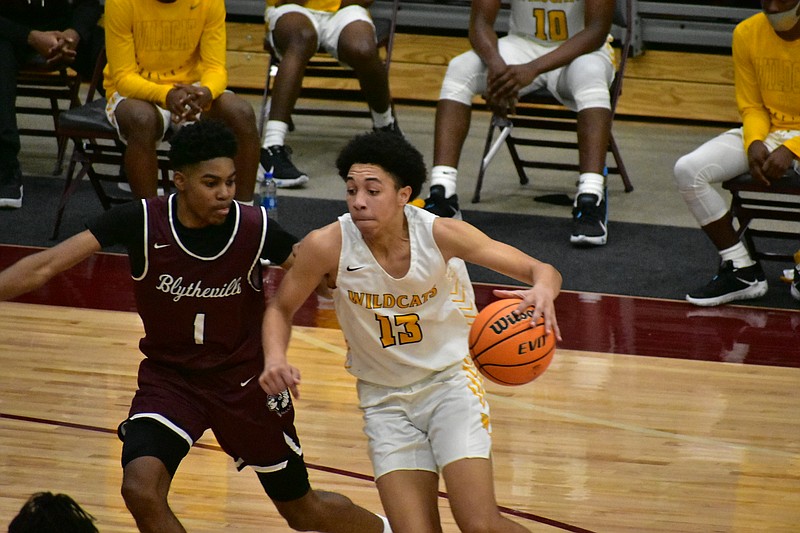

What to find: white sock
left=371, top=108, right=394, bottom=129
left=576, top=172, right=605, bottom=203
left=431, top=165, right=458, bottom=197
left=378, top=514, right=393, bottom=533
left=262, top=120, right=289, bottom=149
left=720, top=242, right=754, bottom=269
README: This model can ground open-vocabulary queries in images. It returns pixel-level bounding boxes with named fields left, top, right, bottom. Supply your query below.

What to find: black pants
left=0, top=25, right=104, bottom=174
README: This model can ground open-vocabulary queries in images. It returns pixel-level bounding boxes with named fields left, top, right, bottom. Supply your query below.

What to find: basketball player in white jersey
left=423, top=0, right=616, bottom=247
left=260, top=131, right=563, bottom=532
left=0, top=121, right=392, bottom=533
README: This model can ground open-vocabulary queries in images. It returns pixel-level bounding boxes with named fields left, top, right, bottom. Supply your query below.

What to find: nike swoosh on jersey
left=346, top=265, right=365, bottom=271
left=154, top=243, right=170, bottom=249
left=240, top=375, right=256, bottom=387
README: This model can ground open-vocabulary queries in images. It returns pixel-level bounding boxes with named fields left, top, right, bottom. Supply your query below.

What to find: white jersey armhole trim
left=132, top=198, right=150, bottom=282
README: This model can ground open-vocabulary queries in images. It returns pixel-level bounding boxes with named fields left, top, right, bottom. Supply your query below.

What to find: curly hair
left=335, top=131, right=427, bottom=200
left=8, top=492, right=98, bottom=533
left=169, top=120, right=238, bottom=171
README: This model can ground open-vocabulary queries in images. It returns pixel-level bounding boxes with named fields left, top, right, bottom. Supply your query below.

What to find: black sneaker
left=423, top=185, right=461, bottom=219
left=686, top=261, right=768, bottom=306
left=791, top=262, right=800, bottom=302
left=570, top=192, right=607, bottom=246
left=373, top=119, right=403, bottom=137
left=260, top=145, right=309, bottom=189
left=0, top=166, right=22, bottom=209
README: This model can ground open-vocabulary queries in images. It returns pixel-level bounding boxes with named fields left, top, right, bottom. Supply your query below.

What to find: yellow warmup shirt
left=733, top=13, right=800, bottom=157
left=266, top=0, right=341, bottom=12
left=104, top=0, right=228, bottom=107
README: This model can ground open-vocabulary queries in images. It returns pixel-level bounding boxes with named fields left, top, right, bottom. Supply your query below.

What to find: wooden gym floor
left=1, top=245, right=798, bottom=532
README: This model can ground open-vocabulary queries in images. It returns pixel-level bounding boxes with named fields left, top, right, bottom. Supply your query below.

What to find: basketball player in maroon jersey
left=0, top=121, right=391, bottom=533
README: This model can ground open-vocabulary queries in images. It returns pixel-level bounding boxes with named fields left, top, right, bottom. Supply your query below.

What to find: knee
left=214, top=97, right=257, bottom=135
left=120, top=477, right=160, bottom=513
left=117, top=104, right=161, bottom=143
left=440, top=52, right=483, bottom=104
left=280, top=25, right=318, bottom=57
left=339, top=35, right=378, bottom=65
left=673, top=154, right=701, bottom=192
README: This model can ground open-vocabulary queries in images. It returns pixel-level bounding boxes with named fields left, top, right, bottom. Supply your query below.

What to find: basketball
left=468, top=298, right=556, bottom=386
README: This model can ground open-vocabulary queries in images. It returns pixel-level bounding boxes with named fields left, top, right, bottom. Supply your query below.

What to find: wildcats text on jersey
left=347, top=286, right=438, bottom=310
left=156, top=274, right=243, bottom=302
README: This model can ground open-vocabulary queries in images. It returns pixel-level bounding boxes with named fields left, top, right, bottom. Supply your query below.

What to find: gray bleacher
left=225, top=0, right=759, bottom=55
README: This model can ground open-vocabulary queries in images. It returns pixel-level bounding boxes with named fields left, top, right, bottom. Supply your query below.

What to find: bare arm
left=259, top=224, right=341, bottom=398
left=0, top=231, right=102, bottom=301
left=487, top=0, right=614, bottom=104
left=433, top=218, right=563, bottom=340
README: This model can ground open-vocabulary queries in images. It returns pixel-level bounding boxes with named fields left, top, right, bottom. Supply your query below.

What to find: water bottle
left=262, top=166, right=278, bottom=220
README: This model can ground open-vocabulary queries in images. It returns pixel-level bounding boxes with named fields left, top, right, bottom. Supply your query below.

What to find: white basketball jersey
left=333, top=206, right=477, bottom=387
left=509, top=0, right=586, bottom=46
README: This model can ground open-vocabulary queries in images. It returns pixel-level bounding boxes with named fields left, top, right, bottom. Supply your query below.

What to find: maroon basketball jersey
left=133, top=197, right=266, bottom=371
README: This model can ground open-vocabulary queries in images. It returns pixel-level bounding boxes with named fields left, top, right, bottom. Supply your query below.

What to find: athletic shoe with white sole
left=570, top=192, right=607, bottom=246
left=0, top=166, right=22, bottom=209
left=422, top=185, right=461, bottom=219
left=686, top=261, right=768, bottom=306
left=260, top=145, right=309, bottom=189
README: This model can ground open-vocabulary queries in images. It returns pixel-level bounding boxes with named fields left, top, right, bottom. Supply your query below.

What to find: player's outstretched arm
left=260, top=224, right=341, bottom=399
left=433, top=217, right=562, bottom=340
left=0, top=231, right=101, bottom=302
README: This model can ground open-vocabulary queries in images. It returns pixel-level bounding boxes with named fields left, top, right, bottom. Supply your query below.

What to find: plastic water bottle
left=262, top=166, right=278, bottom=220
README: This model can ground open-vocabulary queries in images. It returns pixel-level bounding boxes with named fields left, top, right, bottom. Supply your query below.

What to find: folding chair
left=472, top=0, right=634, bottom=204
left=722, top=171, right=800, bottom=263
left=16, top=63, right=82, bottom=175
left=52, top=48, right=171, bottom=239
left=258, top=0, right=400, bottom=134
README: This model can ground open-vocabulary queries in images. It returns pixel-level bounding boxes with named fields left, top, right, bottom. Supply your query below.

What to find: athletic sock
left=720, top=242, right=755, bottom=269
left=371, top=108, right=394, bottom=129
left=431, top=165, right=458, bottom=198
left=575, top=172, right=605, bottom=203
left=262, top=120, right=289, bottom=149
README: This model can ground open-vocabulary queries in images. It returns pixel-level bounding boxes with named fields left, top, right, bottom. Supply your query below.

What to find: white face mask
left=766, top=1, right=800, bottom=32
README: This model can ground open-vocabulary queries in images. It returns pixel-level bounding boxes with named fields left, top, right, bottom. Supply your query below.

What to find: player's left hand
left=259, top=360, right=302, bottom=399
left=761, top=145, right=796, bottom=182
left=491, top=287, right=562, bottom=342
left=171, top=84, right=213, bottom=123
left=487, top=63, right=537, bottom=103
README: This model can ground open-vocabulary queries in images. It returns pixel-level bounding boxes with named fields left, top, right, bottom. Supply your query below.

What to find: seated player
left=423, top=0, right=616, bottom=246
left=103, top=0, right=260, bottom=202
left=673, top=0, right=800, bottom=306
left=0, top=0, right=103, bottom=209
left=260, top=0, right=401, bottom=188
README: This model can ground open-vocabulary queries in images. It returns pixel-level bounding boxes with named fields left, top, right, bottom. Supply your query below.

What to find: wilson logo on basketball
left=488, top=308, right=536, bottom=334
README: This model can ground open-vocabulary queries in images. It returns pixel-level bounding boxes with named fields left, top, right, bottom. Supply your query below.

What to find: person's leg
left=260, top=7, right=318, bottom=188
left=424, top=49, right=486, bottom=217
left=272, top=488, right=389, bottom=533
left=375, top=470, right=442, bottom=533
left=443, top=458, right=529, bottom=533
left=673, top=128, right=767, bottom=305
left=333, top=13, right=396, bottom=133
left=113, top=98, right=165, bottom=198
left=205, top=92, right=260, bottom=203
left=119, top=417, right=192, bottom=533
left=0, top=38, right=23, bottom=208
left=555, top=49, right=614, bottom=246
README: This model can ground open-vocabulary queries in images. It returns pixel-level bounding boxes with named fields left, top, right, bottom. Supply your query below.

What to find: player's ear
left=173, top=170, right=187, bottom=191
left=398, top=185, right=412, bottom=205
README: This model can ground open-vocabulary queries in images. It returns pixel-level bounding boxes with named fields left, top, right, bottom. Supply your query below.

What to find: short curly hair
left=169, top=120, right=238, bottom=171
left=335, top=131, right=427, bottom=200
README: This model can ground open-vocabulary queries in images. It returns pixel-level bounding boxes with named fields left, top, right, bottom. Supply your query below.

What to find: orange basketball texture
left=468, top=298, right=556, bottom=385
